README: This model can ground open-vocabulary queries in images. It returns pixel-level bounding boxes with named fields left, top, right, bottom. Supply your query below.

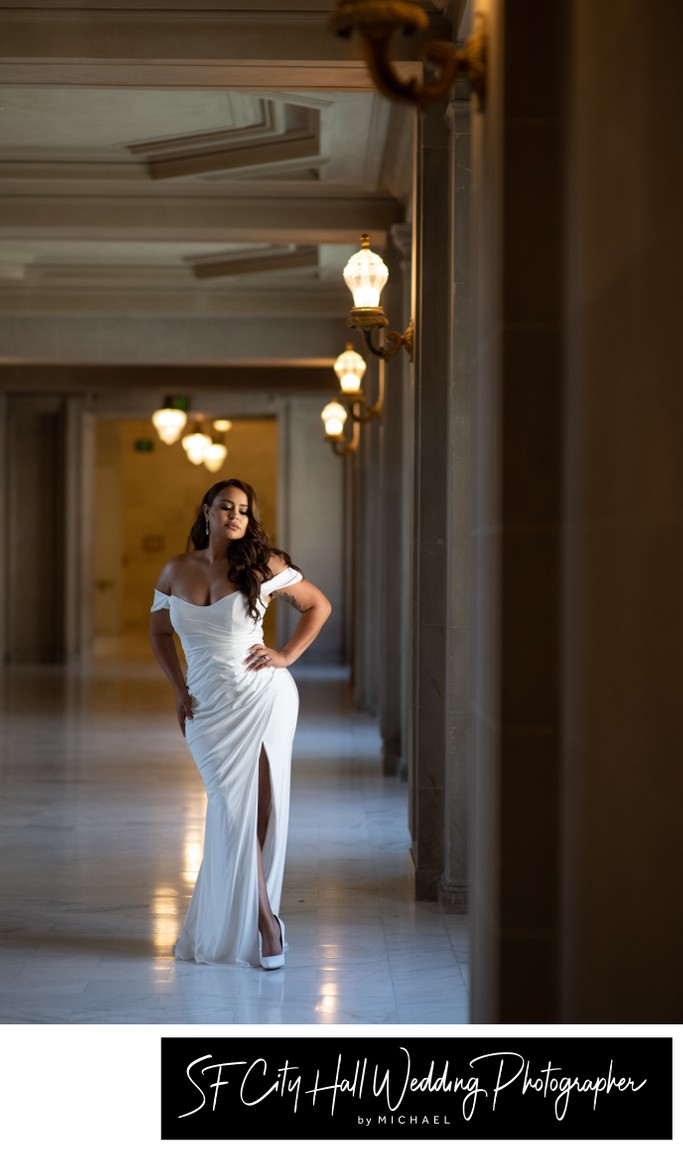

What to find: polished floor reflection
left=0, top=642, right=469, bottom=1024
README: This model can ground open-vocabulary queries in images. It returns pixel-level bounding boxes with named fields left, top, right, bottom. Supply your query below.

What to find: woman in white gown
left=149, top=479, right=331, bottom=969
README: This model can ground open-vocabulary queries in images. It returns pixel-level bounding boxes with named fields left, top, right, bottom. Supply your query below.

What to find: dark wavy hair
left=187, top=478, right=297, bottom=620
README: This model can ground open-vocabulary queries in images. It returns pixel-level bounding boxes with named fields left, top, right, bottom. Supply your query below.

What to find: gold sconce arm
left=349, top=310, right=414, bottom=361
left=343, top=366, right=385, bottom=424
left=329, top=1, right=488, bottom=113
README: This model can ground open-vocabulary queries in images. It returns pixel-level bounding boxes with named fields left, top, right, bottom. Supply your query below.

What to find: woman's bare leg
left=257, top=747, right=283, bottom=959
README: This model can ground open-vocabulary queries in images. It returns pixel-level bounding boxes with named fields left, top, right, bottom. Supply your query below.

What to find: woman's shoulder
left=266, top=550, right=290, bottom=577
left=155, top=552, right=197, bottom=592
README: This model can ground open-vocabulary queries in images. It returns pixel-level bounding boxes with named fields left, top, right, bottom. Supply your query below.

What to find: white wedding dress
left=150, top=567, right=302, bottom=967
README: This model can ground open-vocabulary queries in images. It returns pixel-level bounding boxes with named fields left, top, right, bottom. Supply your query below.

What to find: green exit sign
left=135, top=438, right=154, bottom=452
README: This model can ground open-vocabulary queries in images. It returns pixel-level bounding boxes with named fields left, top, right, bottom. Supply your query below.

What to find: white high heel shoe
left=259, top=915, right=285, bottom=970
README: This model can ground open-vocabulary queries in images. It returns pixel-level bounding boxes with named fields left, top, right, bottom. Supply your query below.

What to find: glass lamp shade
left=182, top=430, right=212, bottom=465
left=203, top=443, right=228, bottom=473
left=343, top=234, right=389, bottom=309
left=151, top=406, right=187, bottom=445
left=321, top=401, right=348, bottom=438
left=334, top=344, right=367, bottom=393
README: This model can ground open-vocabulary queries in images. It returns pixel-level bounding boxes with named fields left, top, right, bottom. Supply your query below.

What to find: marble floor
left=0, top=639, right=469, bottom=1026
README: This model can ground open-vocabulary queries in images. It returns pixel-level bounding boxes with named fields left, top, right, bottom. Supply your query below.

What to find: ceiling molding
left=0, top=9, right=443, bottom=63
left=187, top=246, right=318, bottom=280
left=0, top=8, right=419, bottom=366
left=143, top=133, right=322, bottom=181
left=0, top=313, right=349, bottom=364
left=0, top=7, right=443, bottom=89
left=125, top=96, right=325, bottom=180
left=0, top=193, right=403, bottom=242
left=0, top=283, right=350, bottom=316
left=0, top=363, right=338, bottom=400
left=0, top=61, right=384, bottom=91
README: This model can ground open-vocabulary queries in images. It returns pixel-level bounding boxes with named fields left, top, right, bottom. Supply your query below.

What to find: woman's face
left=205, top=486, right=250, bottom=542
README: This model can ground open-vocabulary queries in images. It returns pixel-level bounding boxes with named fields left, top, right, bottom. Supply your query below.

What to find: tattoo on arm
left=272, top=590, right=305, bottom=613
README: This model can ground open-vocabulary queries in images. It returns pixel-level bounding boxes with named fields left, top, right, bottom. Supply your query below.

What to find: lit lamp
left=151, top=396, right=188, bottom=444
left=182, top=417, right=213, bottom=465
left=203, top=419, right=233, bottom=470
left=334, top=342, right=367, bottom=396
left=321, top=399, right=359, bottom=457
left=335, top=341, right=382, bottom=424
left=321, top=341, right=382, bottom=457
left=203, top=442, right=228, bottom=473
left=343, top=235, right=414, bottom=360
left=321, top=401, right=348, bottom=438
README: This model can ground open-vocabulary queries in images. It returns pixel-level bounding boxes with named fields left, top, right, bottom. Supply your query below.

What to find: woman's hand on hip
left=174, top=687, right=194, bottom=736
left=245, top=644, right=287, bottom=671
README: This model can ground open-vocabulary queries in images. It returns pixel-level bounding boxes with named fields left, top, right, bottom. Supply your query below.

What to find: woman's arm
left=149, top=563, right=194, bottom=735
left=245, top=576, right=331, bottom=672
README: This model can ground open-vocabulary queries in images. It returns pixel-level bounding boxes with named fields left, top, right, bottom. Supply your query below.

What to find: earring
left=205, top=518, right=209, bottom=536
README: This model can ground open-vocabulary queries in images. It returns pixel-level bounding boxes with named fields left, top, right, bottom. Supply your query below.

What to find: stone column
left=63, top=395, right=94, bottom=663
left=410, top=90, right=452, bottom=899
left=378, top=221, right=414, bottom=778
left=469, top=0, right=565, bottom=1020
left=5, top=394, right=69, bottom=661
left=278, top=395, right=346, bottom=665
left=351, top=352, right=382, bottom=713
left=0, top=394, right=7, bottom=664
left=560, top=0, right=683, bottom=1022
left=440, top=88, right=473, bottom=913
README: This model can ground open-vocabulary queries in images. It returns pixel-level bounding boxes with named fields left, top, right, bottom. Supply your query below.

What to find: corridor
left=0, top=647, right=469, bottom=1026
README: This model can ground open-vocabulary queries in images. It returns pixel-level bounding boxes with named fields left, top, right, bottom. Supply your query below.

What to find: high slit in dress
left=150, top=566, right=303, bottom=967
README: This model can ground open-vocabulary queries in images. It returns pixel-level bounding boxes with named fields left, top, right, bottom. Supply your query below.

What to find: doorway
left=91, top=415, right=279, bottom=657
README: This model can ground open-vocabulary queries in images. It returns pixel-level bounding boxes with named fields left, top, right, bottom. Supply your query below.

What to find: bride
left=149, top=478, right=331, bottom=969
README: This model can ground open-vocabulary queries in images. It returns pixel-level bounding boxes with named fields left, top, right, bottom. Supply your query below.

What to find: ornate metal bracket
left=347, top=309, right=414, bottom=361
left=329, top=1, right=488, bottom=113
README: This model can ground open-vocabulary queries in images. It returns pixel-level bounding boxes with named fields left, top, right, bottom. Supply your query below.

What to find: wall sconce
left=334, top=342, right=367, bottom=394
left=151, top=395, right=188, bottom=444
left=321, top=400, right=359, bottom=456
left=321, top=342, right=385, bottom=456
left=328, top=2, right=488, bottom=113
left=343, top=235, right=414, bottom=360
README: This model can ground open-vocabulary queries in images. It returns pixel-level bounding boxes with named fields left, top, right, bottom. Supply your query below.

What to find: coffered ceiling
left=0, top=2, right=448, bottom=377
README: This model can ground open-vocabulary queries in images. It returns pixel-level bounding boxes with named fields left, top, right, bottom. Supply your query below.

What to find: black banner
left=160, top=1036, right=672, bottom=1141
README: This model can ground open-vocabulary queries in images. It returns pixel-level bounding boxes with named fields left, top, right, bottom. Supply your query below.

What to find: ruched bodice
left=150, top=566, right=302, bottom=966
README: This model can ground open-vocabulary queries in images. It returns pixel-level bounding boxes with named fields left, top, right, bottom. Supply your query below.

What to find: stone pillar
left=378, top=220, right=414, bottom=778
left=5, top=394, right=69, bottom=662
left=351, top=352, right=382, bottom=713
left=560, top=0, right=683, bottom=1022
left=0, top=394, right=7, bottom=664
left=469, top=0, right=565, bottom=1020
left=278, top=395, right=346, bottom=665
left=469, top=0, right=682, bottom=1023
left=410, top=90, right=452, bottom=899
left=64, top=396, right=94, bottom=663
left=440, top=88, right=473, bottom=913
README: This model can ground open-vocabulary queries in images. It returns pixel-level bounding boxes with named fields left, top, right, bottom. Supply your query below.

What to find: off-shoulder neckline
left=155, top=566, right=298, bottom=608
left=168, top=591, right=241, bottom=608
